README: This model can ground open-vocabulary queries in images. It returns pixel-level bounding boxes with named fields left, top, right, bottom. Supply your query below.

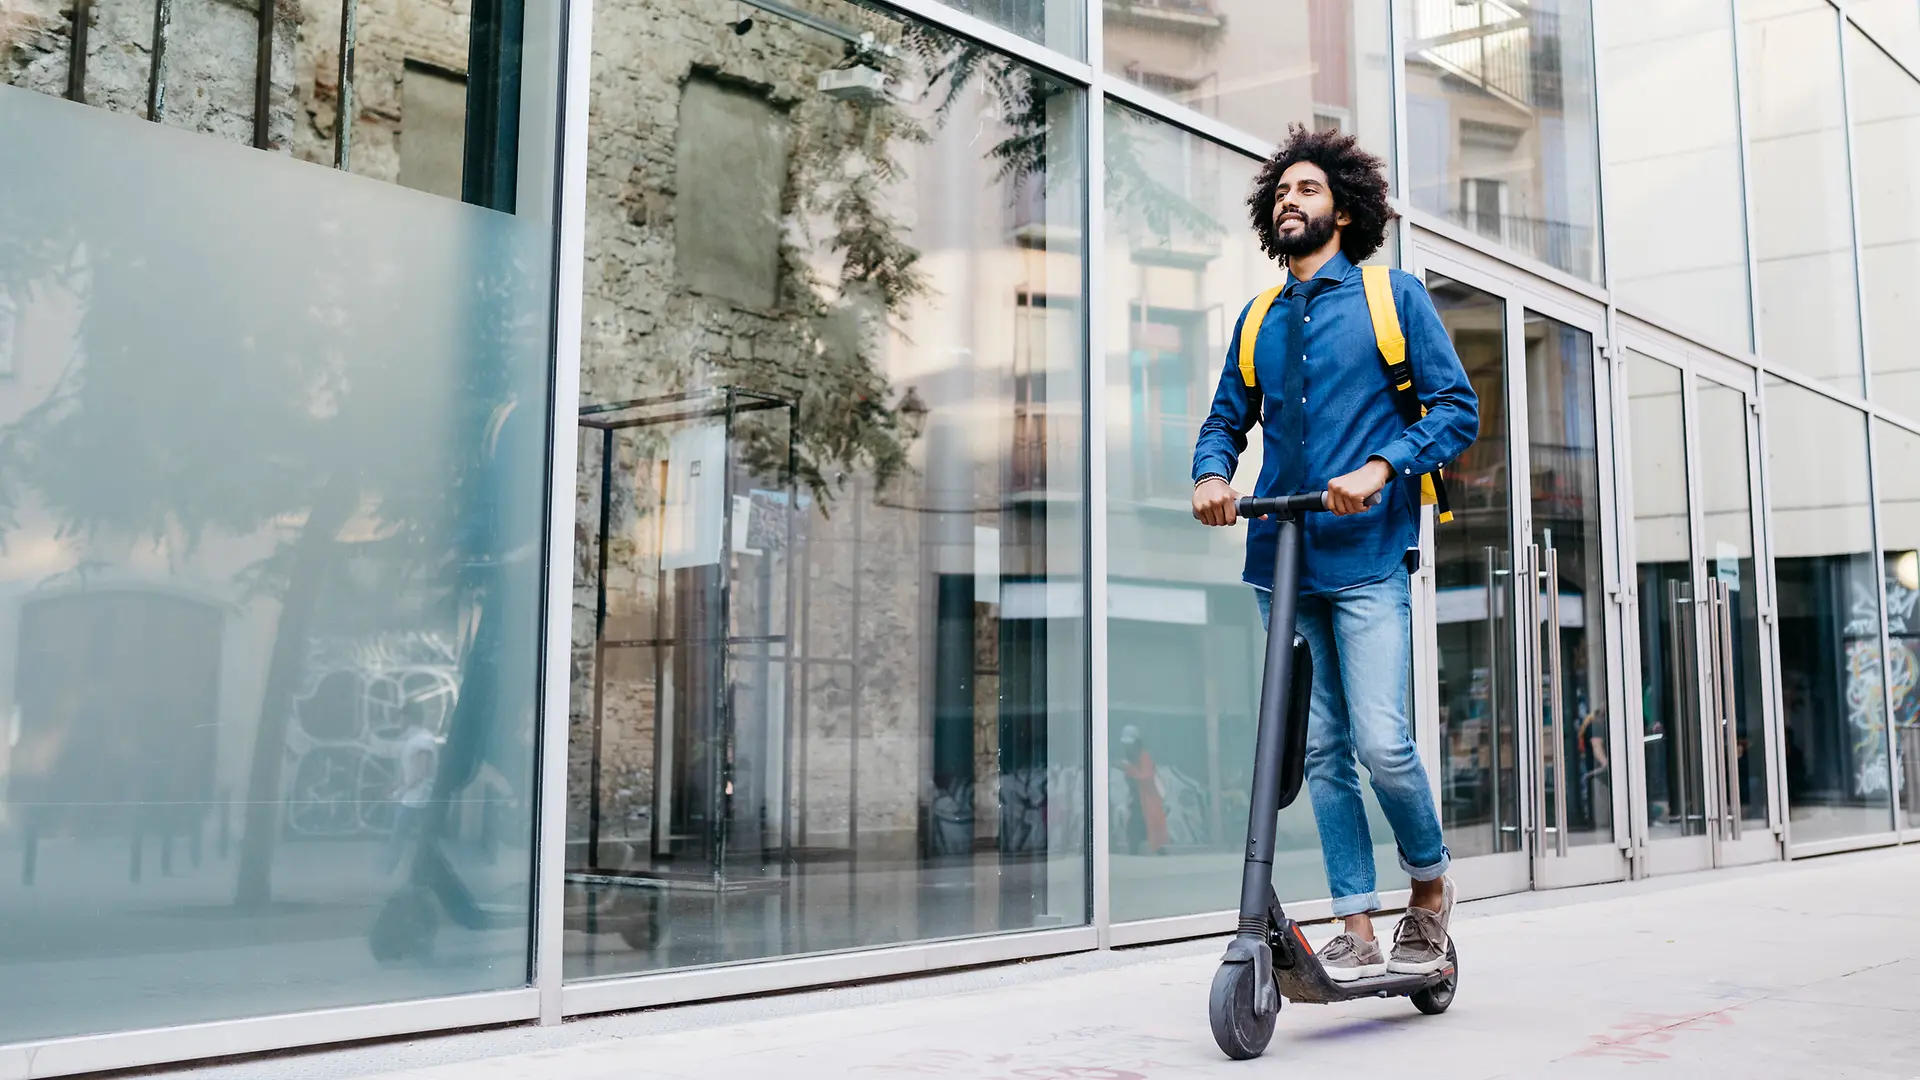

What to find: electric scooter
left=1207, top=490, right=1458, bottom=1061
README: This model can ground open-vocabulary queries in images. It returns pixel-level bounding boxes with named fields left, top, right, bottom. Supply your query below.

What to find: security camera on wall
left=817, top=64, right=890, bottom=103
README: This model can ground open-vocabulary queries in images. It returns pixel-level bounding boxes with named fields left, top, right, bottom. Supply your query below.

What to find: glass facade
left=10, top=0, right=1920, bottom=1071
left=0, top=0, right=562, bottom=1045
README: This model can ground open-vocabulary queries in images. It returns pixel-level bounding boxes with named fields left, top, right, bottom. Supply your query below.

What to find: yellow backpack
left=1233, top=264, right=1455, bottom=524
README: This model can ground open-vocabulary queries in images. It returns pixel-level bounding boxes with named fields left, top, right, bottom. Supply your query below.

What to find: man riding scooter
left=1192, top=126, right=1478, bottom=982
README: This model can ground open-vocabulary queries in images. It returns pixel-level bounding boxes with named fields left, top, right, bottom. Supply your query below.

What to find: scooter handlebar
left=1236, top=490, right=1383, bottom=518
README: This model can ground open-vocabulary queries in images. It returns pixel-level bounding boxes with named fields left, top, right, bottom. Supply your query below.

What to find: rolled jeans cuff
left=1400, top=846, right=1451, bottom=883
left=1331, top=891, right=1382, bottom=918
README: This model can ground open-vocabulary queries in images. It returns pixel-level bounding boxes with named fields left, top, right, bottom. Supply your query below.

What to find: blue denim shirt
left=1192, top=253, right=1478, bottom=595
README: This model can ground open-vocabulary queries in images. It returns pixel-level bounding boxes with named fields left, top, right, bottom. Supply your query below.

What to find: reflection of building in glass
left=1405, top=0, right=1601, bottom=280
left=562, top=0, right=1087, bottom=977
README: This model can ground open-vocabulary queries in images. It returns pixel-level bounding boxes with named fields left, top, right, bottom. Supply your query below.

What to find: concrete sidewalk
left=151, top=847, right=1920, bottom=1079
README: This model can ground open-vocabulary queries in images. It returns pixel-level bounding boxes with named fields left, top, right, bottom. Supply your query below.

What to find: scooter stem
left=1237, top=512, right=1305, bottom=922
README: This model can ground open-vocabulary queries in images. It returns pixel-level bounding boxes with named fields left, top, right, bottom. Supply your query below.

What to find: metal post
left=334, top=0, right=358, bottom=170
left=253, top=0, right=275, bottom=148
left=147, top=0, right=171, bottom=122
left=66, top=0, right=91, bottom=102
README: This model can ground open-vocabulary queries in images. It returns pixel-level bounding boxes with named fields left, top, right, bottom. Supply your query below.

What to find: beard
left=1272, top=210, right=1338, bottom=258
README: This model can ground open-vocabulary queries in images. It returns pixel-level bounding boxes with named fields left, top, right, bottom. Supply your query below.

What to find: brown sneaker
left=1319, top=931, right=1388, bottom=982
left=1388, top=876, right=1455, bottom=975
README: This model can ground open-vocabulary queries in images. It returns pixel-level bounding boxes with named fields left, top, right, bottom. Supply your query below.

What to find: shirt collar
left=1284, top=251, right=1355, bottom=292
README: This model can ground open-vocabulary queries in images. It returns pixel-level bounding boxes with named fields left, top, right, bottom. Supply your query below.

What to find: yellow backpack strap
left=1361, top=265, right=1455, bottom=524
left=1236, top=280, right=1290, bottom=388
left=1361, top=265, right=1411, bottom=391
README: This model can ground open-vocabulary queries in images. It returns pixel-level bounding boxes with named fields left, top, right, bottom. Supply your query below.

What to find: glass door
left=1420, top=248, right=1628, bottom=897
left=1621, top=346, right=1781, bottom=875
left=1695, top=377, right=1778, bottom=866
left=1426, top=273, right=1529, bottom=899
left=1523, top=310, right=1626, bottom=889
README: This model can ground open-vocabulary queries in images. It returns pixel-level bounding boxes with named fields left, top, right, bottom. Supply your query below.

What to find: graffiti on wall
left=1885, top=562, right=1919, bottom=805
left=1844, top=576, right=1891, bottom=799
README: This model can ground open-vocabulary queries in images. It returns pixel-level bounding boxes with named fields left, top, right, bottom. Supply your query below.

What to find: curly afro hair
left=1248, top=125, right=1398, bottom=266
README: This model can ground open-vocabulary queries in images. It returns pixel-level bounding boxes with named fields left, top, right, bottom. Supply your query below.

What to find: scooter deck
left=1271, top=920, right=1454, bottom=1005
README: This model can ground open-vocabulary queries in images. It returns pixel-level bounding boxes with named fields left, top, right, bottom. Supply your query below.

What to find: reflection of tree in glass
left=0, top=133, right=544, bottom=908
left=730, top=12, right=1217, bottom=505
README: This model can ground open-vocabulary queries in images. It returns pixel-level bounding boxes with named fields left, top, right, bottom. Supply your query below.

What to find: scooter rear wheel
left=1409, top=942, right=1459, bottom=1015
left=1208, top=961, right=1277, bottom=1059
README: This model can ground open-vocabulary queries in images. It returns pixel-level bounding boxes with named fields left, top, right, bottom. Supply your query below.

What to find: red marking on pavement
left=1572, top=1009, right=1737, bottom=1063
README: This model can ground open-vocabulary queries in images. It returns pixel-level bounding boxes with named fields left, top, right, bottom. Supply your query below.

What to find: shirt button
left=1304, top=315, right=1311, bottom=323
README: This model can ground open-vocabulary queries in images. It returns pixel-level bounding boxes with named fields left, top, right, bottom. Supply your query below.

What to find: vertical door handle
left=1485, top=545, right=1505, bottom=847
left=1665, top=579, right=1693, bottom=833
left=1526, top=543, right=1548, bottom=858
left=1717, top=580, right=1743, bottom=841
left=1546, top=545, right=1568, bottom=858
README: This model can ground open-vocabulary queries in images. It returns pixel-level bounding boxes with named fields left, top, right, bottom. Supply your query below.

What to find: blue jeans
left=1256, top=569, right=1449, bottom=916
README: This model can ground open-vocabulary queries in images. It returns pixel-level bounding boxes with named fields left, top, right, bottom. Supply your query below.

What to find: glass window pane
left=0, top=0, right=561, bottom=1040
left=568, top=1, right=1088, bottom=980
left=1846, top=0, right=1920, bottom=69
left=1741, top=0, right=1865, bottom=395
left=1405, top=0, right=1603, bottom=281
left=1599, top=2, right=1753, bottom=350
left=1874, top=419, right=1920, bottom=829
left=2, top=0, right=512, bottom=202
left=1428, top=275, right=1522, bottom=859
left=1766, top=379, right=1892, bottom=843
left=935, top=0, right=1084, bottom=57
left=1847, top=26, right=1920, bottom=420
left=1103, top=0, right=1393, bottom=156
left=1102, top=106, right=1405, bottom=924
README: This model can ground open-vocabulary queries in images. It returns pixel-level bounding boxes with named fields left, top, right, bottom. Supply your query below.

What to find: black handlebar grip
left=1235, top=490, right=1383, bottom=518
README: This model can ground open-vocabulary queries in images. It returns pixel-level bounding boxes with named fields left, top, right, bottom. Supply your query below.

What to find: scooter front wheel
left=1208, top=961, right=1278, bottom=1059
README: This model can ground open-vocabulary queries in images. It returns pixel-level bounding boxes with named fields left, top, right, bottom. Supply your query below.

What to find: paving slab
left=129, top=847, right=1920, bottom=1080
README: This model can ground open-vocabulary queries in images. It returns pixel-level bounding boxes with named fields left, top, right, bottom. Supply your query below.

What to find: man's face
left=1271, top=161, right=1349, bottom=257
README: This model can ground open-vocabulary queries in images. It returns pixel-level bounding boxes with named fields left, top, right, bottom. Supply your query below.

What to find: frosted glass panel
left=0, top=83, right=553, bottom=1042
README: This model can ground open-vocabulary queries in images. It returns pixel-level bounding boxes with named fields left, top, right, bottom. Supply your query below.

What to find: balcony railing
left=1104, top=0, right=1224, bottom=31
left=1447, top=206, right=1594, bottom=280
left=1410, top=0, right=1565, bottom=112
